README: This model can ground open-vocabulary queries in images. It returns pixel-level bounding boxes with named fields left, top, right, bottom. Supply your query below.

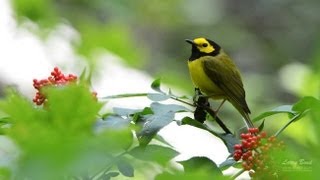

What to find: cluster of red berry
left=33, top=67, right=77, bottom=105
left=233, top=128, right=285, bottom=178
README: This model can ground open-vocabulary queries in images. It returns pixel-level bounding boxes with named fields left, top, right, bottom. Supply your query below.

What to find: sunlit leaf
left=179, top=157, right=222, bottom=176
left=292, top=96, right=319, bottom=113
left=128, top=145, right=178, bottom=166
left=252, top=105, right=297, bottom=122
left=151, top=78, right=162, bottom=93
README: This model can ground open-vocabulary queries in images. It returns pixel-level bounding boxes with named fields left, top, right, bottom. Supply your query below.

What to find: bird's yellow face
left=192, top=38, right=215, bottom=53
left=186, top=37, right=221, bottom=61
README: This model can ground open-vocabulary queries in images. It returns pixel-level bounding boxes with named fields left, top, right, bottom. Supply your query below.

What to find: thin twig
left=169, top=95, right=195, bottom=107
left=90, top=151, right=127, bottom=179
left=102, top=93, right=149, bottom=99
left=203, top=106, right=232, bottom=134
left=274, top=113, right=301, bottom=137
left=230, top=168, right=245, bottom=179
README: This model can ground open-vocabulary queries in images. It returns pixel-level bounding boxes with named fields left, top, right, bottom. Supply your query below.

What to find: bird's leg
left=193, top=88, right=205, bottom=105
left=214, top=99, right=226, bottom=117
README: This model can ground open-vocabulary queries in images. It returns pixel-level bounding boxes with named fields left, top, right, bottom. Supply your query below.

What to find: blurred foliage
left=0, top=77, right=317, bottom=179
left=6, top=0, right=320, bottom=178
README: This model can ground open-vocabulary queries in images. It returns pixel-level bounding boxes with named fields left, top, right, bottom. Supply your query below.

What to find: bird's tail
left=241, top=112, right=255, bottom=129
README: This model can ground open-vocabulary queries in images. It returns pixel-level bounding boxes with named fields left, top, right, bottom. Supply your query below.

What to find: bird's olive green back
left=202, top=52, right=251, bottom=114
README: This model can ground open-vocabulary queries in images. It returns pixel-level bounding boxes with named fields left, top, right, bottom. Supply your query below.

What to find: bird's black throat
left=188, top=45, right=221, bottom=61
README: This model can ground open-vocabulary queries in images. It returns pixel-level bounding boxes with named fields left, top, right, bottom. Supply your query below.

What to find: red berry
left=260, top=131, right=267, bottom=138
left=249, top=128, right=259, bottom=134
left=234, top=144, right=242, bottom=150
left=233, top=154, right=241, bottom=161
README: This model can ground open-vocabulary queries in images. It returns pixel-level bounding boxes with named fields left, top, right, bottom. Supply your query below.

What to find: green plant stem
left=90, top=151, right=127, bottom=179
left=102, top=92, right=195, bottom=107
left=230, top=168, right=245, bottom=179
left=274, top=113, right=301, bottom=137
left=203, top=106, right=232, bottom=134
left=102, top=93, right=149, bottom=99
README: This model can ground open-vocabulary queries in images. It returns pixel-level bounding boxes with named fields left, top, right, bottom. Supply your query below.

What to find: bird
left=185, top=37, right=254, bottom=128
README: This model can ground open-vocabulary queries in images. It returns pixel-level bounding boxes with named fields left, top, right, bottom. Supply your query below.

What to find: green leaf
left=154, top=135, right=174, bottom=148
left=128, top=145, right=178, bottom=166
left=113, top=107, right=139, bottom=116
left=147, top=93, right=170, bottom=101
left=96, top=116, right=130, bottom=131
left=136, top=103, right=189, bottom=146
left=258, top=120, right=265, bottom=131
left=252, top=105, right=297, bottom=122
left=44, top=84, right=103, bottom=133
left=219, top=158, right=237, bottom=170
left=100, top=172, right=120, bottom=180
left=179, top=157, right=222, bottom=176
left=292, top=96, right=319, bottom=113
left=180, top=116, right=206, bottom=129
left=137, top=111, right=174, bottom=146
left=151, top=78, right=162, bottom=93
left=78, top=67, right=92, bottom=86
left=116, top=158, right=134, bottom=177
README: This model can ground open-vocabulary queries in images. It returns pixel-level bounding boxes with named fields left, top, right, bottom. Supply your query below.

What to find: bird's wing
left=203, top=56, right=251, bottom=114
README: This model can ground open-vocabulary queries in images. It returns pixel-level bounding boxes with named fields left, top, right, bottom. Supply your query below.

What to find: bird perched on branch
left=185, top=37, right=254, bottom=128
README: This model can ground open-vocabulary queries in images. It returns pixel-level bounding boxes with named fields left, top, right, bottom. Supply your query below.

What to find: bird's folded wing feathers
left=203, top=57, right=250, bottom=114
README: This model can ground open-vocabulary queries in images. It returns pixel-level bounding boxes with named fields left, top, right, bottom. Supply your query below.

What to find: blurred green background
left=6, top=0, right=320, bottom=176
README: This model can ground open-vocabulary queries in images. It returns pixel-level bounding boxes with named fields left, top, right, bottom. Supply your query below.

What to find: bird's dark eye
left=202, top=43, right=208, bottom=47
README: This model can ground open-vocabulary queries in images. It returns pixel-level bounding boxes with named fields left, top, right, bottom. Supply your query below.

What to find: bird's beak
left=185, top=39, right=195, bottom=45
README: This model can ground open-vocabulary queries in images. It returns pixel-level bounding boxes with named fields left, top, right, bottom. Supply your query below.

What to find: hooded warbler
left=185, top=37, right=254, bottom=128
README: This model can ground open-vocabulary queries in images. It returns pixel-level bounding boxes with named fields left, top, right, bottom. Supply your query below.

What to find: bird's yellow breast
left=188, top=57, right=225, bottom=99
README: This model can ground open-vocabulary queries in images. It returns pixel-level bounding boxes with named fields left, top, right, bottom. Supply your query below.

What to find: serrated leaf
left=252, top=105, right=297, bottom=122
left=117, top=158, right=134, bottom=177
left=128, top=145, right=178, bottom=166
left=179, top=157, right=222, bottom=176
left=147, top=93, right=170, bottom=101
left=151, top=78, right=162, bottom=93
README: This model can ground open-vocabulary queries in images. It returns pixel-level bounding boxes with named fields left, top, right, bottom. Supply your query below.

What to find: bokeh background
left=0, top=0, right=319, bottom=178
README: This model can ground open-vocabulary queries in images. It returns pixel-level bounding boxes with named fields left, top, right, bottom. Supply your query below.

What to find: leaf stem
left=230, top=168, right=245, bottom=179
left=101, top=93, right=149, bottom=99
left=274, top=113, right=301, bottom=137
left=90, top=151, right=128, bottom=179
left=101, top=92, right=195, bottom=107
left=203, top=106, right=232, bottom=134
left=169, top=95, right=195, bottom=107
